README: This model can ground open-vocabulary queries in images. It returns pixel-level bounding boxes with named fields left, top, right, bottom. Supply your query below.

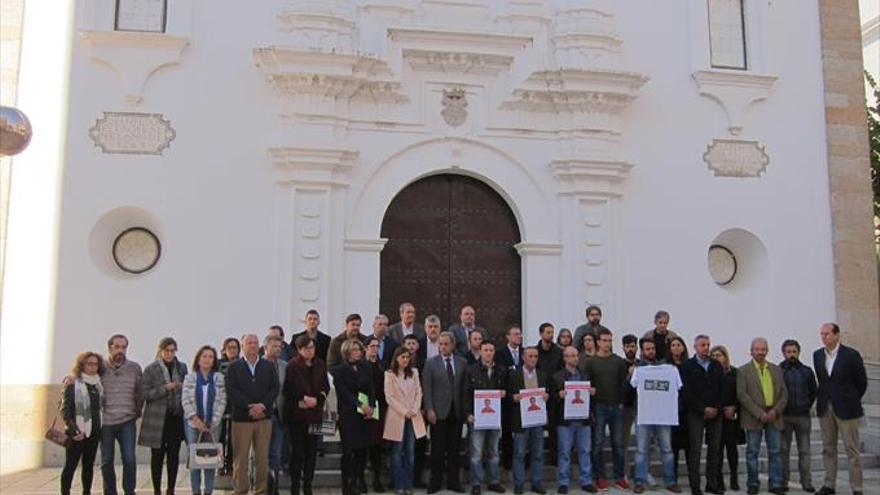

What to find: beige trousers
left=819, top=404, right=862, bottom=491
left=232, top=419, right=273, bottom=495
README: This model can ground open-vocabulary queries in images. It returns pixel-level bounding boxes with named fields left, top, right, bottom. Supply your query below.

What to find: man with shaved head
left=737, top=337, right=788, bottom=495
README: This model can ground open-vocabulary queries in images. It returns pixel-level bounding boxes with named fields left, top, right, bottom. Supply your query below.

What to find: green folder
left=358, top=392, right=380, bottom=419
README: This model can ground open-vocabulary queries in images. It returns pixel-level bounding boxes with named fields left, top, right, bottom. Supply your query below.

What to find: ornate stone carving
left=269, top=146, right=358, bottom=185
left=89, top=112, right=176, bottom=155
left=553, top=4, right=622, bottom=69
left=402, top=49, right=514, bottom=75
left=441, top=87, right=468, bottom=127
left=692, top=70, right=777, bottom=136
left=703, top=138, right=770, bottom=177
left=500, top=69, right=649, bottom=114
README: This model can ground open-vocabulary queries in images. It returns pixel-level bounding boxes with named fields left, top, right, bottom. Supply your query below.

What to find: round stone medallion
left=112, top=227, right=161, bottom=274
left=708, top=244, right=737, bottom=286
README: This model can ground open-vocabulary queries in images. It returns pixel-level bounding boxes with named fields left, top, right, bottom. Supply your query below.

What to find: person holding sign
left=551, top=346, right=597, bottom=494
left=464, top=341, right=509, bottom=495
left=630, top=337, right=683, bottom=494
left=508, top=347, right=550, bottom=494
left=330, top=337, right=376, bottom=495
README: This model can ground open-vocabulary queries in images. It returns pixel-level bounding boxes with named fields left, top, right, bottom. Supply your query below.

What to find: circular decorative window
left=707, top=244, right=737, bottom=286
left=112, top=227, right=161, bottom=274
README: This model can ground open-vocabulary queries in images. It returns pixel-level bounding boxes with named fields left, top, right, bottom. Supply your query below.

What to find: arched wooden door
left=380, top=174, right=522, bottom=343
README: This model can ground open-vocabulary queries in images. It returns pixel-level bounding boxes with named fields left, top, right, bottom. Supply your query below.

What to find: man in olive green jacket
left=737, top=337, right=788, bottom=495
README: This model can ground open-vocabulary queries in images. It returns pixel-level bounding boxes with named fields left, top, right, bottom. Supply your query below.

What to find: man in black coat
left=680, top=335, right=724, bottom=495
left=464, top=341, right=509, bottom=495
left=495, top=325, right=523, bottom=471
left=813, top=323, right=868, bottom=495
left=290, top=309, right=332, bottom=363
left=507, top=347, right=550, bottom=494
left=370, top=314, right=399, bottom=370
left=226, top=334, right=280, bottom=495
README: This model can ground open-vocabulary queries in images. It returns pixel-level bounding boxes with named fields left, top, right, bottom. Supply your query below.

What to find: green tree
left=866, top=71, right=879, bottom=248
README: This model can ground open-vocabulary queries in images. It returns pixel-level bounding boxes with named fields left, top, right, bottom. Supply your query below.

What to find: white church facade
left=1, top=0, right=878, bottom=470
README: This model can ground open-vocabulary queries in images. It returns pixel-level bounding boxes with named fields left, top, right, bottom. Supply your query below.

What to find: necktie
left=446, top=358, right=454, bottom=384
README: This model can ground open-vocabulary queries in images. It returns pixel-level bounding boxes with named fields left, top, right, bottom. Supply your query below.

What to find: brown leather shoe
left=667, top=485, right=683, bottom=493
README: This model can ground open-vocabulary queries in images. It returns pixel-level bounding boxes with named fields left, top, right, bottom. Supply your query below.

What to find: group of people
left=57, top=304, right=869, bottom=495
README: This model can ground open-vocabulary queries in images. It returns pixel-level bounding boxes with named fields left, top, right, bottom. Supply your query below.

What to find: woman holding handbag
left=139, top=337, right=188, bottom=495
left=182, top=345, right=227, bottom=495
left=383, top=346, right=427, bottom=495
left=59, top=351, right=104, bottom=495
left=284, top=335, right=331, bottom=495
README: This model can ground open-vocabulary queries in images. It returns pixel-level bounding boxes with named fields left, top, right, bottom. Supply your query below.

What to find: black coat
left=535, top=342, right=563, bottom=376
left=290, top=330, right=332, bottom=363
left=226, top=357, right=279, bottom=422
left=680, top=356, right=723, bottom=416
left=812, top=345, right=867, bottom=420
left=507, top=368, right=549, bottom=432
left=495, top=345, right=523, bottom=371
left=331, top=360, right=377, bottom=450
left=463, top=361, right=508, bottom=419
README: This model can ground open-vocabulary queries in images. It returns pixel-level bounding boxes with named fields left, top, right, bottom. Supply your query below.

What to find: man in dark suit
left=389, top=302, right=426, bottom=343
left=290, top=309, right=332, bottom=363
left=226, top=334, right=280, bottom=495
left=370, top=313, right=399, bottom=370
left=813, top=323, right=868, bottom=495
left=422, top=331, right=467, bottom=494
left=680, top=334, right=724, bottom=495
left=450, top=305, right=488, bottom=356
left=495, top=325, right=524, bottom=471
left=507, top=347, right=550, bottom=494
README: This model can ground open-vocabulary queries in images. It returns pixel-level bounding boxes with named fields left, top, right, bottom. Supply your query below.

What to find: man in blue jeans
left=736, top=338, right=788, bottom=495
left=581, top=328, right=629, bottom=491
left=553, top=346, right=596, bottom=494
left=464, top=341, right=508, bottom=495
left=508, top=347, right=550, bottom=494
left=629, top=337, right=683, bottom=494
left=100, top=334, right=143, bottom=495
left=264, top=334, right=287, bottom=495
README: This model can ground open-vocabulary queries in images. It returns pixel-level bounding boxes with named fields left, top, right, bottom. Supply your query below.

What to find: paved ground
left=2, top=467, right=878, bottom=495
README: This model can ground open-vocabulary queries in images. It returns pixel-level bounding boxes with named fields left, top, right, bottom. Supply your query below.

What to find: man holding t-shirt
left=630, top=337, right=683, bottom=494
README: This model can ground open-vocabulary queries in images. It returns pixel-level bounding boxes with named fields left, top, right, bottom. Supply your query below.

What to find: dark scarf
left=195, top=371, right=216, bottom=424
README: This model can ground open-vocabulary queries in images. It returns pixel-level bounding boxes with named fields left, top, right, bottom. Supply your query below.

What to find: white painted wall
left=2, top=0, right=841, bottom=386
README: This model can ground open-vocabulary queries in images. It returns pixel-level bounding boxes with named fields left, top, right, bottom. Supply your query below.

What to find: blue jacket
left=779, top=359, right=816, bottom=417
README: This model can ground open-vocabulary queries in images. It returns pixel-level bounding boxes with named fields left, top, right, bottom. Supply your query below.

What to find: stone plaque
left=703, top=139, right=769, bottom=177
left=89, top=112, right=176, bottom=155
left=115, top=0, right=167, bottom=33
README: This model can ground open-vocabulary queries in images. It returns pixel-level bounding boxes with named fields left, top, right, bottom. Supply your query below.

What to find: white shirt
left=426, top=339, right=440, bottom=359
left=630, top=363, right=683, bottom=426
left=402, top=323, right=414, bottom=337
left=244, top=356, right=260, bottom=376
left=825, top=343, right=840, bottom=375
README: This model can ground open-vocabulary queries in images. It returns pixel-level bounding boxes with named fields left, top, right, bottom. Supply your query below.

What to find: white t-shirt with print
left=630, top=363, right=682, bottom=426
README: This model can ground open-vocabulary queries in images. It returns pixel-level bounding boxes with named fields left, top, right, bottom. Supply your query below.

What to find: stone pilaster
left=819, top=0, right=880, bottom=361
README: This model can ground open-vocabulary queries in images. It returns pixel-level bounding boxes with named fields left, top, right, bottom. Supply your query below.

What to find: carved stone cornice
left=269, top=146, right=358, bottom=186
left=500, top=69, right=648, bottom=114
left=387, top=27, right=532, bottom=57
left=253, top=47, right=408, bottom=103
left=550, top=157, right=632, bottom=197
left=692, top=69, right=777, bottom=136
left=402, top=49, right=514, bottom=76
left=514, top=242, right=564, bottom=256
left=344, top=238, right=389, bottom=252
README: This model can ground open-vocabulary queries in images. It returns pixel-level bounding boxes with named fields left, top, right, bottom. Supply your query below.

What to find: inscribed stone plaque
left=89, top=112, right=176, bottom=155
left=703, top=139, right=769, bottom=177
left=115, top=0, right=167, bottom=33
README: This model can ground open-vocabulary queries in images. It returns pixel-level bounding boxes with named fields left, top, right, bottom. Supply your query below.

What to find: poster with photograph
left=473, top=390, right=503, bottom=430
left=563, top=381, right=591, bottom=420
left=518, top=388, right=547, bottom=428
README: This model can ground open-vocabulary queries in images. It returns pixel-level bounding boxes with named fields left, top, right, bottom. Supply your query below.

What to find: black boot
left=358, top=473, right=368, bottom=494
left=730, top=474, right=739, bottom=492
left=373, top=473, right=386, bottom=493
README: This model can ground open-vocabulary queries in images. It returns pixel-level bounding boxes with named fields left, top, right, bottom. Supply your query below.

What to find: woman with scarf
left=60, top=351, right=104, bottom=495
left=139, top=337, right=188, bottom=495
left=182, top=345, right=227, bottom=495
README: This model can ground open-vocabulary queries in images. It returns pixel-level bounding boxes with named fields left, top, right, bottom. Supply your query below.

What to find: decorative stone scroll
left=702, top=138, right=769, bottom=178
left=89, top=112, right=176, bottom=155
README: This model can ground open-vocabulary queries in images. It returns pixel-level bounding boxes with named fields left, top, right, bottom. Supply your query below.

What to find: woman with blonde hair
left=383, top=346, right=427, bottom=495
left=331, top=335, right=376, bottom=495
left=710, top=344, right=743, bottom=491
left=60, top=351, right=105, bottom=495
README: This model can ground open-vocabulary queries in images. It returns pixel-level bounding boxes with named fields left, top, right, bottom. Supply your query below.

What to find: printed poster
left=563, top=381, right=591, bottom=420
left=474, top=390, right=503, bottom=430
left=519, top=388, right=547, bottom=428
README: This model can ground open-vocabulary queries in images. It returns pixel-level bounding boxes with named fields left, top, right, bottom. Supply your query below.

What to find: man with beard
left=573, top=306, right=609, bottom=353
left=779, top=339, right=817, bottom=493
left=621, top=334, right=639, bottom=481
left=327, top=314, right=370, bottom=368
left=642, top=311, right=679, bottom=362
left=99, top=334, right=143, bottom=495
